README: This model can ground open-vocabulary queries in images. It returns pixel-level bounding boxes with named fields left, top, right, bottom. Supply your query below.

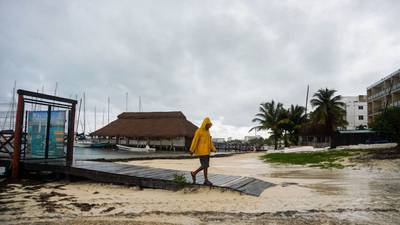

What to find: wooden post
left=23, top=111, right=28, bottom=159
left=66, top=103, right=76, bottom=165
left=44, top=106, right=52, bottom=159
left=11, top=94, right=24, bottom=178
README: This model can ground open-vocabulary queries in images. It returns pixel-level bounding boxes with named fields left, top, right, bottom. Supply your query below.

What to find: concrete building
left=212, top=138, right=225, bottom=143
left=341, top=95, right=368, bottom=130
left=244, top=135, right=262, bottom=142
left=367, top=69, right=400, bottom=124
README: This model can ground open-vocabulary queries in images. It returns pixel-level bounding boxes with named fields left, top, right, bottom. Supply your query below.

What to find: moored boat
left=116, top=144, right=155, bottom=152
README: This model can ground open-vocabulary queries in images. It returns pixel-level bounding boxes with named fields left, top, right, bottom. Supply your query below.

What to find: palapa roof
left=90, top=111, right=198, bottom=138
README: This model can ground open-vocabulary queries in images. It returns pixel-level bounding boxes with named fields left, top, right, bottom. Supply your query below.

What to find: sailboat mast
left=107, top=96, right=110, bottom=124
left=125, top=92, right=128, bottom=112
left=94, top=106, right=96, bottom=131
left=76, top=98, right=82, bottom=135
left=83, top=92, right=86, bottom=135
left=40, top=85, right=44, bottom=110
left=10, top=81, right=16, bottom=129
left=102, top=108, right=104, bottom=126
left=138, top=96, right=142, bottom=112
left=54, top=82, right=58, bottom=96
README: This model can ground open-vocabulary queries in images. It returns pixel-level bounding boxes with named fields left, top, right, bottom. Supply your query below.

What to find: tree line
left=250, top=88, right=347, bottom=150
left=251, top=87, right=400, bottom=150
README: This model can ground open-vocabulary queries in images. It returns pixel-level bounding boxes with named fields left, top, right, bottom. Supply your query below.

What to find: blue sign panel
left=27, top=111, right=66, bottom=158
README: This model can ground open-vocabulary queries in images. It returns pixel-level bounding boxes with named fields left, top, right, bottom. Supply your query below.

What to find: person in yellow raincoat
left=189, top=117, right=217, bottom=186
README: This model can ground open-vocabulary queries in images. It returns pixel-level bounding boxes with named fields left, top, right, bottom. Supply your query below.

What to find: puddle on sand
left=268, top=169, right=345, bottom=180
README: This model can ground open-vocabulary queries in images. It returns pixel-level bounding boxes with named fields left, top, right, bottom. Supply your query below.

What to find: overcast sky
left=1, top=0, right=399, bottom=139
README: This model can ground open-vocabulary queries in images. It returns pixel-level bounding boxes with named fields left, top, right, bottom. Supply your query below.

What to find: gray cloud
left=1, top=0, right=399, bottom=138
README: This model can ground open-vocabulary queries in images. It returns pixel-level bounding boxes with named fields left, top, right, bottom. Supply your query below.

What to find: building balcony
left=368, top=83, right=400, bottom=101
left=391, top=100, right=400, bottom=107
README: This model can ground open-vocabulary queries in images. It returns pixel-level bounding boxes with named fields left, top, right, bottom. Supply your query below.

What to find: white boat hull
left=116, top=144, right=155, bottom=152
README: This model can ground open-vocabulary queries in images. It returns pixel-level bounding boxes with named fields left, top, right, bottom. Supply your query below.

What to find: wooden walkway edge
left=20, top=160, right=274, bottom=196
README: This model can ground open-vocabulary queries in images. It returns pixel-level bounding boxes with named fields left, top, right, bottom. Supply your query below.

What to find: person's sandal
left=191, top=172, right=196, bottom=184
left=204, top=180, right=213, bottom=186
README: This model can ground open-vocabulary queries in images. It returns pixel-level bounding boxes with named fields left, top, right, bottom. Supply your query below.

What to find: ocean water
left=73, top=147, right=187, bottom=161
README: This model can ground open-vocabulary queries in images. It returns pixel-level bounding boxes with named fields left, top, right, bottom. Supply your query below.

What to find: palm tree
left=310, top=88, right=347, bottom=147
left=250, top=100, right=286, bottom=150
left=283, top=105, right=306, bottom=145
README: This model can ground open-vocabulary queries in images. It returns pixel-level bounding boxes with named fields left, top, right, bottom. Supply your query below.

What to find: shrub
left=371, top=107, right=400, bottom=148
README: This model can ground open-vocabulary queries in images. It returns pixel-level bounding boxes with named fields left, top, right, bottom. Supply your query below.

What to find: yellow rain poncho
left=189, top=117, right=217, bottom=156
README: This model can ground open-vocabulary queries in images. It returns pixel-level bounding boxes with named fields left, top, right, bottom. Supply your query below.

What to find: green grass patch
left=172, top=173, right=188, bottom=189
left=261, top=149, right=364, bottom=169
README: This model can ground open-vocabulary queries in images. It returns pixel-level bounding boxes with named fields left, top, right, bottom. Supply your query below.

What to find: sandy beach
left=1, top=152, right=399, bottom=225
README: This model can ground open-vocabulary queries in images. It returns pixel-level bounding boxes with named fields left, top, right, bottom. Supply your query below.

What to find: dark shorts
left=199, top=155, right=210, bottom=168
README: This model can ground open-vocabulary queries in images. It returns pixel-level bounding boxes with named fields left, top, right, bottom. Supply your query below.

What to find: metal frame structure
left=11, top=89, right=77, bottom=178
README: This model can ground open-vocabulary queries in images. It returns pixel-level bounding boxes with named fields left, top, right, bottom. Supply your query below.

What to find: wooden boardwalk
left=20, top=160, right=274, bottom=196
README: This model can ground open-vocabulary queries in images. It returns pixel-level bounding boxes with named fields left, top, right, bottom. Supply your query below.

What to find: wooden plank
left=73, top=163, right=121, bottom=171
left=228, top=177, right=256, bottom=189
left=210, top=174, right=240, bottom=186
left=130, top=168, right=165, bottom=177
left=118, top=167, right=158, bottom=175
left=111, top=164, right=147, bottom=174
left=149, top=170, right=186, bottom=180
left=99, top=164, right=138, bottom=173
left=182, top=173, right=194, bottom=183
left=73, top=162, right=127, bottom=171
left=190, top=173, right=219, bottom=184
left=20, top=160, right=274, bottom=196
left=216, top=176, right=246, bottom=187
left=139, top=169, right=180, bottom=178
left=237, top=179, right=275, bottom=196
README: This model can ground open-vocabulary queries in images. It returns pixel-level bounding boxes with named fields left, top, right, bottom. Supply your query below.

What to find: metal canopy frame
left=11, top=89, right=77, bottom=178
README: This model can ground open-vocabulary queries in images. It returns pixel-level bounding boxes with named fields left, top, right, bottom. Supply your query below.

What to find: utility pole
left=304, top=85, right=310, bottom=119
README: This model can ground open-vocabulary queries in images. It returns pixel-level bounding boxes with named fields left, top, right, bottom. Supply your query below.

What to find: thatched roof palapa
left=90, top=111, right=198, bottom=139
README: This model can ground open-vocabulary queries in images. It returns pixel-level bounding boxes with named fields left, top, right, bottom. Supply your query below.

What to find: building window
left=358, top=105, right=363, bottom=110
left=358, top=115, right=364, bottom=120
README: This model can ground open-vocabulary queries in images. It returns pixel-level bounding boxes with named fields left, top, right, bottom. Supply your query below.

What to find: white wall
left=244, top=135, right=262, bottom=142
left=212, top=138, right=225, bottom=143
left=342, top=96, right=368, bottom=130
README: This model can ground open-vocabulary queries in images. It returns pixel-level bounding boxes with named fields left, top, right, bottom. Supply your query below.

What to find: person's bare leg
left=191, top=167, right=203, bottom=184
left=203, top=167, right=208, bottom=181
left=203, top=168, right=213, bottom=185
left=193, top=167, right=203, bottom=175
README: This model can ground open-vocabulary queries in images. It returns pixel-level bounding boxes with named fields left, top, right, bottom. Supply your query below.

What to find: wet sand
left=1, top=152, right=399, bottom=224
